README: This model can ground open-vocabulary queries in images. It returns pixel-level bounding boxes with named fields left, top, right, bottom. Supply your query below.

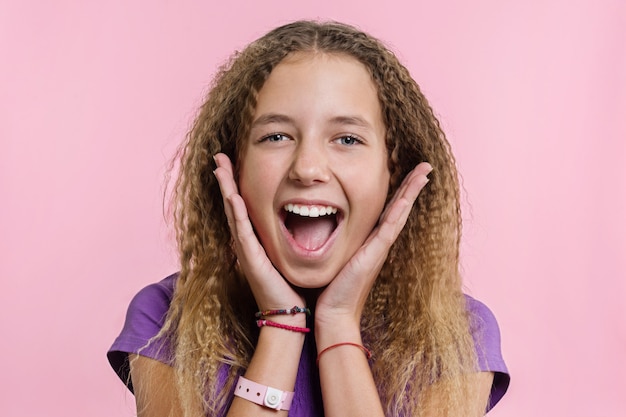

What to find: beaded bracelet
left=255, top=306, right=311, bottom=318
left=256, top=319, right=310, bottom=333
left=316, top=342, right=372, bottom=366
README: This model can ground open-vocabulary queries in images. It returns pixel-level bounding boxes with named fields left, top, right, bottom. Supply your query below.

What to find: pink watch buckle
left=234, top=376, right=294, bottom=411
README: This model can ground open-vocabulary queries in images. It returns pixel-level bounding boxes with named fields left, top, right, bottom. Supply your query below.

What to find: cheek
left=239, top=157, right=264, bottom=197
left=369, top=185, right=389, bottom=219
left=371, top=162, right=391, bottom=204
left=238, top=163, right=276, bottom=230
left=238, top=167, right=260, bottom=215
left=372, top=173, right=391, bottom=218
left=353, top=166, right=390, bottom=224
left=239, top=152, right=276, bottom=193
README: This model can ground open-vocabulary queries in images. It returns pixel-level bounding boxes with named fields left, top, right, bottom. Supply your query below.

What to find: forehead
left=254, top=52, right=381, bottom=117
left=268, top=51, right=374, bottom=87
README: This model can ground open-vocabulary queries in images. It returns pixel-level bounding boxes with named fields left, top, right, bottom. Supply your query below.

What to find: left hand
left=314, top=162, right=432, bottom=335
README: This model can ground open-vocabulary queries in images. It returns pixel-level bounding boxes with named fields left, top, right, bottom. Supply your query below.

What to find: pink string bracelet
left=316, top=342, right=372, bottom=366
left=256, top=319, right=310, bottom=333
left=255, top=306, right=310, bottom=318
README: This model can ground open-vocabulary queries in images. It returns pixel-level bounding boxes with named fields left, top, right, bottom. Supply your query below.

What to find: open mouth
left=282, top=203, right=340, bottom=251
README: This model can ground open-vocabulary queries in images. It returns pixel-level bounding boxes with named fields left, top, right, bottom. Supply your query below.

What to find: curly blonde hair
left=158, top=20, right=483, bottom=416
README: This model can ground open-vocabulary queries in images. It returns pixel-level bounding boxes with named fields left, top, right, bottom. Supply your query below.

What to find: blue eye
left=336, top=135, right=362, bottom=145
left=263, top=133, right=290, bottom=142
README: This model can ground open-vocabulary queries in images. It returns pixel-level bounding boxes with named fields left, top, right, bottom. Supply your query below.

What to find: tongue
left=289, top=216, right=335, bottom=250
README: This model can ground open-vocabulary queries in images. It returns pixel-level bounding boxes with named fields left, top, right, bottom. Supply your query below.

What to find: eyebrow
left=328, top=115, right=373, bottom=129
left=250, top=113, right=295, bottom=129
left=250, top=113, right=374, bottom=130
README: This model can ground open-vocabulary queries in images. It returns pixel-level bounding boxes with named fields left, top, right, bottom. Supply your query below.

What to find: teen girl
left=108, top=20, right=509, bottom=417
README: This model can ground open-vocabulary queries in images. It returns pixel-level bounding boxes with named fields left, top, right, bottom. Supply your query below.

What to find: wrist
left=234, top=376, right=295, bottom=410
left=255, top=309, right=309, bottom=347
left=256, top=308, right=308, bottom=329
left=314, top=318, right=362, bottom=351
left=316, top=342, right=372, bottom=366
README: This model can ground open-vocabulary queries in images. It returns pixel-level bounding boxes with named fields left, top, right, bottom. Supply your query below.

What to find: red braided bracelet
left=256, top=319, right=310, bottom=333
left=316, top=342, right=372, bottom=366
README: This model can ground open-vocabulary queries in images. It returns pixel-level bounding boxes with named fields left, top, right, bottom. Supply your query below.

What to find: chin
left=280, top=269, right=336, bottom=289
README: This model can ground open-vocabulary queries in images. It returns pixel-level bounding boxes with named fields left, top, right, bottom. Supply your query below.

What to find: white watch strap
left=234, top=376, right=295, bottom=410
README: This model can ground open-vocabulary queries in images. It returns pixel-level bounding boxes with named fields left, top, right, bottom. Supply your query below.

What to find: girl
left=108, top=20, right=509, bottom=417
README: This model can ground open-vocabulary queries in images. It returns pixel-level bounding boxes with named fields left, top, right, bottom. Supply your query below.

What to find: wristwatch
left=234, top=376, right=295, bottom=411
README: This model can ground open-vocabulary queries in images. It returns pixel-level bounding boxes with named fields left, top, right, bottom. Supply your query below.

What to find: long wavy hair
left=157, top=20, right=482, bottom=416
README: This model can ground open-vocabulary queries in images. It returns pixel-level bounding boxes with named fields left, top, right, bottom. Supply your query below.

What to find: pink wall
left=2, top=1, right=624, bottom=415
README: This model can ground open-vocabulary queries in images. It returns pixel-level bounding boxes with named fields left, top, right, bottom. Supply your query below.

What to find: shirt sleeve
left=107, top=274, right=177, bottom=392
left=465, top=295, right=511, bottom=412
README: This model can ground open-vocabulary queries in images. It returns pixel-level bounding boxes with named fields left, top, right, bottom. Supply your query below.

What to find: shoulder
left=464, top=294, right=511, bottom=411
left=125, top=274, right=177, bottom=328
left=115, top=273, right=177, bottom=348
left=465, top=295, right=502, bottom=350
left=107, top=273, right=179, bottom=387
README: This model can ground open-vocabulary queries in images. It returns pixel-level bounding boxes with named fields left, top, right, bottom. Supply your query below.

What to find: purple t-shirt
left=108, top=273, right=510, bottom=415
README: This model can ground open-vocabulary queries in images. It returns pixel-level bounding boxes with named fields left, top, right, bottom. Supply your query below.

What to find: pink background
left=2, top=0, right=624, bottom=416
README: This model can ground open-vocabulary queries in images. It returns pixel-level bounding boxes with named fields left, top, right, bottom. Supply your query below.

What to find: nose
left=288, top=140, right=331, bottom=186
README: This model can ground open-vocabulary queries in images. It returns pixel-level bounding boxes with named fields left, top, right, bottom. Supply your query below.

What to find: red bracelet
left=256, top=319, right=310, bottom=333
left=316, top=342, right=372, bottom=366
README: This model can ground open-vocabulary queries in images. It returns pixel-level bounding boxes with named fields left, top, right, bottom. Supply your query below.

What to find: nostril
left=288, top=150, right=331, bottom=184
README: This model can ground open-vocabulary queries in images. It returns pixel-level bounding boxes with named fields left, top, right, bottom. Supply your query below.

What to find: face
left=238, top=53, right=390, bottom=288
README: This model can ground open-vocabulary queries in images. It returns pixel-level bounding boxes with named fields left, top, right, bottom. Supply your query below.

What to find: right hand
left=213, top=153, right=305, bottom=312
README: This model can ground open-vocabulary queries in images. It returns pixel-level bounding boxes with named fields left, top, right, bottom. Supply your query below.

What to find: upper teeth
left=284, top=204, right=338, bottom=218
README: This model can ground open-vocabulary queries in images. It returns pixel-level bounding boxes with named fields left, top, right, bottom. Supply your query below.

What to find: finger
left=379, top=162, right=432, bottom=223
left=213, top=155, right=239, bottom=224
left=394, top=162, right=432, bottom=202
left=372, top=171, right=430, bottom=249
left=217, top=177, right=273, bottom=279
left=228, top=193, right=266, bottom=260
left=213, top=154, right=238, bottom=196
left=213, top=154, right=262, bottom=259
left=387, top=170, right=430, bottom=224
left=214, top=153, right=237, bottom=187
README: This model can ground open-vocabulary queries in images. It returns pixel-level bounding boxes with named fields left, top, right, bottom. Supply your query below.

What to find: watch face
left=264, top=387, right=283, bottom=409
